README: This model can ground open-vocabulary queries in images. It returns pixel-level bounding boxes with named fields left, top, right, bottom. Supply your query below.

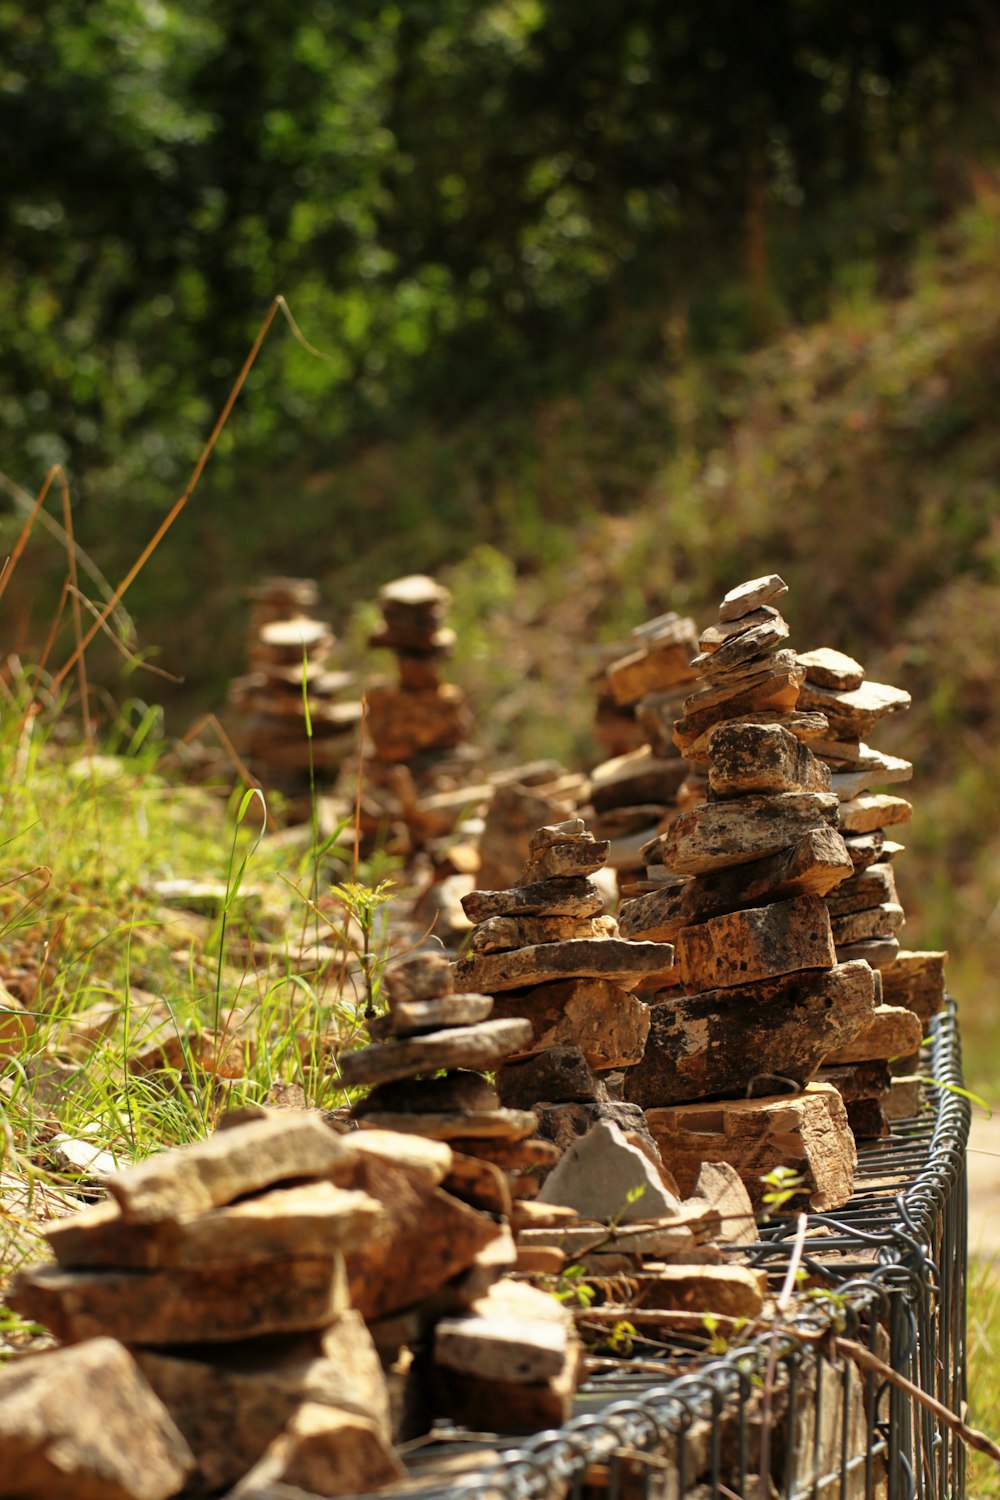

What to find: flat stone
left=366, top=683, right=470, bottom=760
left=104, top=1114, right=355, bottom=1224
left=797, top=678, right=911, bottom=738
left=489, top=979, right=651, bottom=1069
left=823, top=1004, right=924, bottom=1064
left=646, top=792, right=838, bottom=875
left=339, top=1129, right=453, bottom=1184
left=455, top=938, right=671, bottom=995
left=825, top=863, right=898, bottom=915
left=590, top=748, right=689, bottom=811
left=338, top=1018, right=533, bottom=1087
left=696, top=616, right=790, bottom=679
left=718, top=574, right=788, bottom=622
left=880, top=950, right=947, bottom=1021
left=0, top=1337, right=194, bottom=1500
left=495, top=1047, right=609, bottom=1108
left=699, top=605, right=781, bottom=652
left=622, top=828, right=852, bottom=943
left=471, top=913, right=616, bottom=952
left=687, top=1162, right=758, bottom=1246
left=815, top=1060, right=892, bottom=1103
left=434, top=1280, right=573, bottom=1384
left=633, top=1264, right=767, bottom=1318
left=673, top=667, right=807, bottom=752
left=682, top=649, right=801, bottom=715
left=837, top=793, right=912, bottom=834
left=229, top=1402, right=404, bottom=1498
left=846, top=1096, right=890, bottom=1138
left=520, top=839, right=610, bottom=881
left=10, top=1253, right=348, bottom=1346
left=835, top=936, right=900, bottom=969
left=645, top=1083, right=857, bottom=1211
left=444, top=1153, right=513, bottom=1218
left=462, top=877, right=604, bottom=923
left=842, top=830, right=889, bottom=869
left=137, top=1312, right=390, bottom=1494
left=606, top=636, right=701, bottom=705
left=676, top=894, right=835, bottom=991
left=431, top=1337, right=582, bottom=1436
left=533, top=1100, right=661, bottom=1159
left=383, top=992, right=494, bottom=1035
left=441, top=1137, right=561, bottom=1170
left=624, top=961, right=877, bottom=1107
left=707, top=722, right=830, bottom=798
left=685, top=710, right=830, bottom=761
left=885, top=1076, right=924, bottom=1120
left=357, top=1109, right=538, bottom=1141
left=44, top=1182, right=381, bottom=1270
left=383, top=950, right=453, bottom=1004
left=537, top=1120, right=681, bottom=1222
left=590, top=804, right=671, bottom=839
left=829, top=751, right=913, bottom=801
left=379, top=572, right=450, bottom=610
left=829, top=902, right=904, bottom=945
left=796, top=648, right=865, bottom=690
left=344, top=1156, right=504, bottom=1321
left=352, top=1071, right=498, bottom=1116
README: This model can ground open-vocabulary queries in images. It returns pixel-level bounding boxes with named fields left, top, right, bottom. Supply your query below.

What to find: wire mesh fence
left=272, top=1002, right=970, bottom=1500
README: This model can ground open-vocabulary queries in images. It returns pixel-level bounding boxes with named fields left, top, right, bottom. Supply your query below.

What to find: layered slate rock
left=619, top=577, right=867, bottom=1210
left=582, top=611, right=702, bottom=892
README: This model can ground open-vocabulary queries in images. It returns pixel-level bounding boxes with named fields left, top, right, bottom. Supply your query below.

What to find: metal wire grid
left=268, top=1001, right=969, bottom=1500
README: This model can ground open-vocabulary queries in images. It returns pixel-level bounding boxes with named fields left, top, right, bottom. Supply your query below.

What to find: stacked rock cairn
left=619, top=574, right=882, bottom=1212
left=227, top=577, right=361, bottom=812
left=358, top=574, right=482, bottom=854
left=795, top=645, right=937, bottom=1134
left=583, top=612, right=703, bottom=894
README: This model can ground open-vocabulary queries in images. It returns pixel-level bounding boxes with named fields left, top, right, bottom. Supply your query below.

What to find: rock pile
left=358, top=574, right=482, bottom=855
left=227, top=577, right=361, bottom=809
left=583, top=612, right=702, bottom=892
left=619, top=575, right=875, bottom=1211
left=454, top=820, right=670, bottom=1154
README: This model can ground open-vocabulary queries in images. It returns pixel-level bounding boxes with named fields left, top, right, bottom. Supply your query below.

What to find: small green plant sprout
left=760, top=1165, right=806, bottom=1216
left=702, top=1313, right=749, bottom=1356
left=553, top=1264, right=596, bottom=1309
left=604, top=1181, right=646, bottom=1232
left=326, top=878, right=396, bottom=1017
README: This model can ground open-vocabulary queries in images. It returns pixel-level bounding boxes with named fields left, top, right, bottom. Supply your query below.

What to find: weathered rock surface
left=520, top=839, right=611, bottom=881
left=356, top=1109, right=538, bottom=1141
left=707, top=722, right=830, bottom=798
left=495, top=1047, right=609, bottom=1108
left=470, top=912, right=616, bottom=952
left=825, top=862, right=898, bottom=915
left=880, top=950, right=947, bottom=1021
left=537, top=1120, right=682, bottom=1222
left=699, top=604, right=781, bottom=652
left=673, top=668, right=807, bottom=753
left=606, top=636, right=700, bottom=703
left=383, top=949, right=453, bottom=1003
left=633, top=1264, right=767, bottom=1318
left=687, top=1162, right=758, bottom=1246
left=823, top=1004, right=924, bottom=1064
left=589, top=748, right=689, bottom=811
left=625, top=961, right=877, bottom=1107
left=380, top=992, right=494, bottom=1035
left=338, top=1017, right=533, bottom=1087
left=837, top=793, right=912, bottom=834
left=797, top=678, right=911, bottom=738
left=434, top=1280, right=574, bottom=1384
left=675, top=895, right=836, bottom=991
left=718, top=574, right=788, bottom=621
left=461, top=877, right=605, bottom=923
left=828, top=902, right=905, bottom=945
left=645, top=1083, right=857, bottom=1210
left=0, top=1337, right=194, bottom=1500
left=533, top=1100, right=660, bottom=1158
left=229, top=1402, right=404, bottom=1497
left=835, top=936, right=900, bottom=969
left=454, top=938, right=671, bottom=995
left=489, top=979, right=651, bottom=1069
left=696, top=617, right=790, bottom=680
left=646, top=792, right=838, bottom=875
left=352, top=1071, right=498, bottom=1116
left=796, top=647, right=865, bottom=691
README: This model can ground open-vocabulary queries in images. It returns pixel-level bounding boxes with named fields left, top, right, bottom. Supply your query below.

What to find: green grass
left=968, top=1260, right=1000, bottom=1497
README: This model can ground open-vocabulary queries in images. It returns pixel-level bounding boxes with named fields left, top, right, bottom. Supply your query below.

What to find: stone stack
left=454, top=820, right=671, bottom=1155
left=358, top=574, right=482, bottom=854
left=341, top=947, right=558, bottom=1213
left=619, top=576, right=874, bottom=1212
left=583, top=612, right=702, bottom=893
left=794, top=647, right=941, bottom=1132
left=227, top=577, right=361, bottom=807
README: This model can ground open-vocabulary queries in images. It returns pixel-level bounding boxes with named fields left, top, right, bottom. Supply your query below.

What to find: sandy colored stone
left=444, top=1153, right=513, bottom=1218
left=823, top=1004, right=924, bottom=1064
left=590, top=747, right=689, bottom=811
left=341, top=1129, right=453, bottom=1184
left=825, top=862, right=898, bottom=915
left=495, top=1046, right=608, bottom=1108
left=442, top=1136, right=561, bottom=1170
left=537, top=1120, right=681, bottom=1222
left=366, top=682, right=471, bottom=760
left=696, top=616, right=790, bottom=680
left=338, top=1017, right=533, bottom=1087
left=837, top=793, right=913, bottom=834
left=455, top=938, right=670, bottom=995
left=534, top=1100, right=660, bottom=1157
left=687, top=1161, right=758, bottom=1245
left=707, top=721, right=831, bottom=798
left=435, top=1280, right=573, bottom=1384
left=384, top=992, right=493, bottom=1034
left=815, top=1060, right=892, bottom=1103
left=829, top=902, right=904, bottom=945
left=682, top=648, right=801, bottom=715
left=674, top=675, right=806, bottom=757
left=383, top=950, right=453, bottom=1003
left=344, top=1156, right=504, bottom=1320
left=353, top=1071, right=498, bottom=1116
left=489, top=978, right=651, bottom=1069
left=645, top=1082, right=857, bottom=1210
left=606, top=638, right=700, bottom=705
left=521, top=838, right=610, bottom=881
left=676, top=894, right=835, bottom=991
left=357, top=1109, right=537, bottom=1141
left=842, top=830, right=893, bottom=869
left=719, top=574, right=788, bottom=621
left=797, top=678, right=911, bottom=738
left=829, top=751, right=913, bottom=801
left=11, top=1251, right=347, bottom=1346
left=647, top=791, right=838, bottom=875
left=230, top=1402, right=404, bottom=1498
left=835, top=936, right=900, bottom=969
left=633, top=1264, right=767, bottom=1318
left=432, top=1339, right=582, bottom=1436
left=44, top=1182, right=382, bottom=1270
left=685, top=709, right=830, bottom=761
left=625, top=960, right=876, bottom=1108
left=885, top=1075, right=924, bottom=1119
left=0, top=1337, right=193, bottom=1500
left=462, top=877, right=604, bottom=923
left=699, top=605, right=781, bottom=653
left=796, top=647, right=865, bottom=690
left=880, top=950, right=947, bottom=1021
left=137, top=1312, right=389, bottom=1495
left=104, top=1114, right=355, bottom=1224
left=471, top=912, right=616, bottom=952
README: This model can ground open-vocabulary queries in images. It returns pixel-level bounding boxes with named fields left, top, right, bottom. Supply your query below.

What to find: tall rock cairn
left=620, top=575, right=876, bottom=1213
left=583, top=612, right=702, bottom=894
left=227, top=577, right=361, bottom=813
left=454, top=820, right=671, bottom=1155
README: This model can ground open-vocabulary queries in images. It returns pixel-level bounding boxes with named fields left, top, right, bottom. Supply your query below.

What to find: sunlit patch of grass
left=968, top=1258, right=1000, bottom=1498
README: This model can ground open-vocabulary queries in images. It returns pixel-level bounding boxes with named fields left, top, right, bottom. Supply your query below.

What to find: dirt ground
left=968, top=1115, right=1000, bottom=1262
